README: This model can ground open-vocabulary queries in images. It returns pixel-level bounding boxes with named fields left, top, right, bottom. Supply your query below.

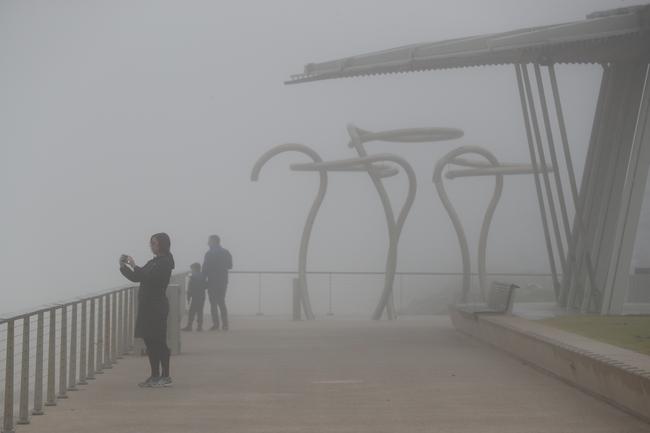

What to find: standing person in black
left=182, top=262, right=206, bottom=332
left=203, top=235, right=233, bottom=331
left=120, top=232, right=175, bottom=388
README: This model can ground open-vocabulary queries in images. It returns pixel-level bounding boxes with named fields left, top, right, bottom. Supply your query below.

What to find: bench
left=456, top=282, right=518, bottom=316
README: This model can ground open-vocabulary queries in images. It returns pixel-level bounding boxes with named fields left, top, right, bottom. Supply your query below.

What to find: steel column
left=522, top=64, right=568, bottom=275
left=515, top=64, right=561, bottom=295
left=568, top=65, right=615, bottom=309
left=534, top=64, right=573, bottom=249
left=603, top=65, right=650, bottom=314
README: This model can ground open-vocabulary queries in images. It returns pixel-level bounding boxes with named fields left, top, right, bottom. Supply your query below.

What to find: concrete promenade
left=17, top=317, right=650, bottom=433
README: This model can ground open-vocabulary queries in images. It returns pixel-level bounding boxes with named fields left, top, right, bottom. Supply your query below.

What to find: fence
left=223, top=270, right=555, bottom=317
left=0, top=285, right=138, bottom=433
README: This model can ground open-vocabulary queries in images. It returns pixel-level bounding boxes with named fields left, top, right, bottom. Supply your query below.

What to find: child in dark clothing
left=182, top=263, right=206, bottom=332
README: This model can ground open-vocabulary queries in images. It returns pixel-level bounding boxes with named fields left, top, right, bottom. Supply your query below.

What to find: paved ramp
left=18, top=317, right=649, bottom=433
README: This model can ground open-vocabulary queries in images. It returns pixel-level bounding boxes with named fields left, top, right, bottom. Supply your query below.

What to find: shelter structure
left=286, top=5, right=650, bottom=314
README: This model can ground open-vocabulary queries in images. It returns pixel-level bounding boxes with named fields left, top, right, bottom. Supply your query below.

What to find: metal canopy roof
left=286, top=5, right=650, bottom=85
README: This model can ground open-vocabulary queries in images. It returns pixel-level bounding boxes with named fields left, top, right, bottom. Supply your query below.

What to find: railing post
left=45, top=308, right=57, bottom=407
left=125, top=290, right=129, bottom=352
left=68, top=303, right=78, bottom=391
left=292, top=278, right=301, bottom=321
left=79, top=300, right=88, bottom=385
left=256, top=273, right=263, bottom=316
left=96, top=296, right=104, bottom=374
left=57, top=305, right=68, bottom=399
left=17, top=317, right=31, bottom=425
left=125, top=289, right=131, bottom=351
left=166, top=284, right=182, bottom=355
left=388, top=291, right=395, bottom=319
left=32, top=312, right=44, bottom=416
left=399, top=273, right=404, bottom=313
left=3, top=319, right=16, bottom=433
left=116, top=291, right=123, bottom=358
left=128, top=288, right=135, bottom=350
left=87, top=299, right=96, bottom=380
left=111, top=292, right=118, bottom=363
left=327, top=273, right=334, bottom=316
left=133, top=288, right=138, bottom=349
left=103, top=294, right=112, bottom=369
left=121, top=290, right=127, bottom=354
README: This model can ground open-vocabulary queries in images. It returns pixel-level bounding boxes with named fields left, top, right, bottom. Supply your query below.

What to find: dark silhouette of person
left=120, top=232, right=175, bottom=388
left=203, top=235, right=233, bottom=331
left=182, top=262, right=206, bottom=332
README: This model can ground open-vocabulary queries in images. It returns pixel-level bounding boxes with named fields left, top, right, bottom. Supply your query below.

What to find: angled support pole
left=515, top=64, right=561, bottom=298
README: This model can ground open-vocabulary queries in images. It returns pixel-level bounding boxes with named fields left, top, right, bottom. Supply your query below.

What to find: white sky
left=0, top=0, right=644, bottom=311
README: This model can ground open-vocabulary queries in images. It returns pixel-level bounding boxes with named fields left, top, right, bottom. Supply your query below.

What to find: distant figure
left=182, top=262, right=206, bottom=332
left=203, top=235, right=233, bottom=331
left=120, top=232, right=175, bottom=388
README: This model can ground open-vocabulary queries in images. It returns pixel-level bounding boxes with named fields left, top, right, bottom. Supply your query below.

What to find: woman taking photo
left=120, top=232, right=175, bottom=388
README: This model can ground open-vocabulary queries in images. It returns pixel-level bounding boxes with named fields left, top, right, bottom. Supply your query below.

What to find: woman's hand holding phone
left=119, top=254, right=135, bottom=268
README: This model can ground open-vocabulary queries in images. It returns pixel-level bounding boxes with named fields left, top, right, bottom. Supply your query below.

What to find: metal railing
left=223, top=270, right=555, bottom=317
left=0, top=285, right=138, bottom=433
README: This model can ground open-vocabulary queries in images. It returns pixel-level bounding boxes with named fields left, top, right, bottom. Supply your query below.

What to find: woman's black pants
left=144, top=338, right=170, bottom=377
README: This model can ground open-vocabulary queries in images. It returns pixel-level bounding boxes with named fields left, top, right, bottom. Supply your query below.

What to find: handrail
left=229, top=270, right=554, bottom=276
left=1, top=283, right=141, bottom=433
left=1, top=270, right=553, bottom=322
left=0, top=272, right=200, bottom=324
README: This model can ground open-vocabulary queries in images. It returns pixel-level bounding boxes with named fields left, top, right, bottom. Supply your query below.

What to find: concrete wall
left=450, top=307, right=650, bottom=422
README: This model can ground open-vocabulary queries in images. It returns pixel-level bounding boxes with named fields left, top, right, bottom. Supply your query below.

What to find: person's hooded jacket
left=121, top=254, right=175, bottom=340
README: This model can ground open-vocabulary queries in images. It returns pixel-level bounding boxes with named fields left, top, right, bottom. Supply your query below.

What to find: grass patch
left=541, top=315, right=650, bottom=356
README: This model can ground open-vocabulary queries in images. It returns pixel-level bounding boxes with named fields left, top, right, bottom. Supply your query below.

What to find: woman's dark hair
left=151, top=232, right=171, bottom=255
left=190, top=262, right=201, bottom=271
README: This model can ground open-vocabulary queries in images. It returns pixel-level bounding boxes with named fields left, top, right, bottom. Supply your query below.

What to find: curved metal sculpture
left=251, top=125, right=463, bottom=321
left=292, top=153, right=417, bottom=320
left=251, top=143, right=327, bottom=320
left=434, top=146, right=502, bottom=302
left=433, top=145, right=553, bottom=302
left=347, top=124, right=463, bottom=319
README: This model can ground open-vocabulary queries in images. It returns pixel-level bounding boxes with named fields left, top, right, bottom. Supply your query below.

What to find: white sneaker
left=152, top=376, right=173, bottom=388
left=138, top=376, right=159, bottom=388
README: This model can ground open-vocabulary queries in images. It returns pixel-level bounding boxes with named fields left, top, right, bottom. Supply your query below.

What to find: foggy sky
left=0, top=0, right=642, bottom=311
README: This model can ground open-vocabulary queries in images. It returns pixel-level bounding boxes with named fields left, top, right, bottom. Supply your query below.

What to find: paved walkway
left=18, top=317, right=650, bottom=433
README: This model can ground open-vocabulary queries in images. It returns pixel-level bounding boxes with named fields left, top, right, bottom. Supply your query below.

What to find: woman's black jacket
left=120, top=254, right=175, bottom=340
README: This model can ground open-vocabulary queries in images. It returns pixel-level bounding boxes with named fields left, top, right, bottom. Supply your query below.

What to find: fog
left=0, top=0, right=638, bottom=313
